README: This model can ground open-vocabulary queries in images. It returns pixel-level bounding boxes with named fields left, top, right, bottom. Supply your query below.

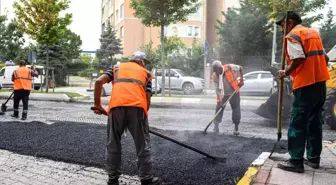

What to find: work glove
left=238, top=80, right=244, bottom=88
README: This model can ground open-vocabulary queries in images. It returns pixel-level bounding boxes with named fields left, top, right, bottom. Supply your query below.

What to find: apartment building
left=101, top=0, right=238, bottom=57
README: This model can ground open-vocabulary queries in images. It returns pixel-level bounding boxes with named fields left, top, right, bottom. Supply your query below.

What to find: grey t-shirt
left=213, top=64, right=240, bottom=95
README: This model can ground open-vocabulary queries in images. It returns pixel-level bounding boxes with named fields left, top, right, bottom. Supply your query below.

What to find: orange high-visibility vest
left=285, top=25, right=330, bottom=90
left=13, top=67, right=32, bottom=91
left=108, top=62, right=153, bottom=117
left=211, top=64, right=239, bottom=102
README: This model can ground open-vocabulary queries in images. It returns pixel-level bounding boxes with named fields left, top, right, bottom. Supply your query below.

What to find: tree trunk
left=160, top=25, right=165, bottom=96
left=46, top=40, right=49, bottom=93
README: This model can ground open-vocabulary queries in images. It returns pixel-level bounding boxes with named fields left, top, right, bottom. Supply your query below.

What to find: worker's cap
left=129, top=51, right=151, bottom=64
left=276, top=11, right=302, bottom=25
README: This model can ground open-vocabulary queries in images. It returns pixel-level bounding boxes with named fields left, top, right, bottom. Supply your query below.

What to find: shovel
left=91, top=107, right=227, bottom=163
left=1, top=92, right=14, bottom=113
left=269, top=11, right=289, bottom=158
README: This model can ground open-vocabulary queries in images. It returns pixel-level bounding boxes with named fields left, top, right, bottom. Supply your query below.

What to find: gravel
left=0, top=121, right=287, bottom=185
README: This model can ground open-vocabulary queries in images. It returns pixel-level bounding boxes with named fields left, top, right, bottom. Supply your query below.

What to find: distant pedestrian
left=92, top=51, right=162, bottom=185
left=211, top=60, right=244, bottom=135
left=11, top=61, right=38, bottom=120
left=276, top=11, right=330, bottom=173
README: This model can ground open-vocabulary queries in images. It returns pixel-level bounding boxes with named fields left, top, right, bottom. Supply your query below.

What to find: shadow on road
left=0, top=121, right=287, bottom=185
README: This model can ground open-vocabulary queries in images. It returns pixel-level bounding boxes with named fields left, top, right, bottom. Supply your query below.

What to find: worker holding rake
left=211, top=60, right=244, bottom=135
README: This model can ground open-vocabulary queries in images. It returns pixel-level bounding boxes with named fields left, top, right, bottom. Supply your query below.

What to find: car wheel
left=34, top=86, right=40, bottom=91
left=182, top=83, right=194, bottom=95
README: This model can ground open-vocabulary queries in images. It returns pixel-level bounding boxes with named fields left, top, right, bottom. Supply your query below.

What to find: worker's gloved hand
left=277, top=70, right=286, bottom=79
left=92, top=105, right=107, bottom=115
left=238, top=80, right=244, bottom=87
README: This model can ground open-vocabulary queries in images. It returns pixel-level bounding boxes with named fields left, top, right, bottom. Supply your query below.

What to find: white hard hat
left=130, top=51, right=151, bottom=64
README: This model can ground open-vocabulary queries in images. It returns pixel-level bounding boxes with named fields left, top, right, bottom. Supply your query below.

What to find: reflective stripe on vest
left=108, top=62, right=153, bottom=117
left=13, top=67, right=32, bottom=90
left=285, top=26, right=330, bottom=90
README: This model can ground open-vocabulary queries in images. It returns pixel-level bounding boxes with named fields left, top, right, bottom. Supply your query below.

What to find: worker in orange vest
left=92, top=51, right=161, bottom=185
left=276, top=11, right=330, bottom=173
left=211, top=60, right=244, bottom=135
left=11, top=61, right=38, bottom=120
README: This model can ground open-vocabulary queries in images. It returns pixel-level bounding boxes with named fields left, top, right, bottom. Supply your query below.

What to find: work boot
left=233, top=123, right=240, bottom=136
left=11, top=111, right=19, bottom=119
left=141, top=177, right=162, bottom=185
left=304, top=159, right=320, bottom=169
left=213, top=123, right=219, bottom=135
left=107, top=178, right=119, bottom=185
left=21, top=113, right=27, bottom=121
left=277, top=160, right=304, bottom=173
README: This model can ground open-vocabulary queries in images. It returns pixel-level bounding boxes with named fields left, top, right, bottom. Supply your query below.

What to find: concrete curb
left=0, top=92, right=71, bottom=102
left=237, top=152, right=270, bottom=185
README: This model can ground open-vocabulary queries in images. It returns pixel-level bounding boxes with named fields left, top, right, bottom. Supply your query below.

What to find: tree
left=248, top=0, right=327, bottom=24
left=320, top=8, right=336, bottom=52
left=60, top=29, right=82, bottom=60
left=96, top=21, right=122, bottom=66
left=217, top=0, right=273, bottom=66
left=130, top=0, right=201, bottom=96
left=0, top=15, right=25, bottom=62
left=14, top=0, right=72, bottom=92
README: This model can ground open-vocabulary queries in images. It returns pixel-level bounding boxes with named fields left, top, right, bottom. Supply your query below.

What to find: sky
left=0, top=0, right=335, bottom=51
left=0, top=0, right=101, bottom=51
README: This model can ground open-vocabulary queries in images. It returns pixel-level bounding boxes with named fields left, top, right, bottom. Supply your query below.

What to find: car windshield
left=175, top=69, right=187, bottom=76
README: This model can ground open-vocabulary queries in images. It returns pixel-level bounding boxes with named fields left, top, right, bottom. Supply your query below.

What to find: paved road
left=1, top=100, right=334, bottom=140
left=0, top=101, right=335, bottom=184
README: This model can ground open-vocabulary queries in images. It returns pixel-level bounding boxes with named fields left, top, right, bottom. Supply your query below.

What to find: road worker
left=11, top=61, right=38, bottom=120
left=276, top=11, right=330, bottom=173
left=211, top=60, right=244, bottom=135
left=92, top=51, right=162, bottom=185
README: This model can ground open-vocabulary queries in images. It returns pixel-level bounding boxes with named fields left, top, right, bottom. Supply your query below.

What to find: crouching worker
left=92, top=51, right=162, bottom=185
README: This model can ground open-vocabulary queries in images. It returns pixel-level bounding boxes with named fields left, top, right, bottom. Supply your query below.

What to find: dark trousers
left=13, top=89, right=30, bottom=116
left=288, top=81, right=326, bottom=164
left=106, top=107, right=153, bottom=181
left=214, top=92, right=241, bottom=124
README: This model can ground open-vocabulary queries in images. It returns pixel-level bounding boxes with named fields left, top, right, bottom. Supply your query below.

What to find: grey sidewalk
left=0, top=149, right=140, bottom=185
left=249, top=141, right=336, bottom=185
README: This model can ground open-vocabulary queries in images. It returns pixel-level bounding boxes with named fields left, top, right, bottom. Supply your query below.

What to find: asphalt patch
left=0, top=121, right=287, bottom=185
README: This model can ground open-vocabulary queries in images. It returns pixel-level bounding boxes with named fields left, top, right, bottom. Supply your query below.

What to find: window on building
left=116, top=10, right=119, bottom=21
left=194, top=26, right=200, bottom=37
left=120, top=26, right=124, bottom=38
left=120, top=4, right=124, bottom=18
left=110, top=13, right=114, bottom=25
left=102, top=7, right=105, bottom=17
left=187, top=26, right=193, bottom=36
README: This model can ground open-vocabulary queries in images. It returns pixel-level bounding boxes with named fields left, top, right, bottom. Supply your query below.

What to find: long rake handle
left=90, top=107, right=224, bottom=160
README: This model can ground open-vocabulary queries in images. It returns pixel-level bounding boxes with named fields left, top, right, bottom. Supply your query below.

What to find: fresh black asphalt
left=0, top=121, right=287, bottom=185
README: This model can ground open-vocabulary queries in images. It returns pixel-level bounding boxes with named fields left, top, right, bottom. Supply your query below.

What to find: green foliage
left=217, top=0, right=273, bottom=65
left=320, top=8, right=336, bottom=52
left=0, top=15, right=25, bottom=62
left=13, top=0, right=72, bottom=45
left=60, top=29, right=82, bottom=60
left=96, top=21, right=122, bottom=66
left=130, top=0, right=201, bottom=27
left=248, top=0, right=327, bottom=25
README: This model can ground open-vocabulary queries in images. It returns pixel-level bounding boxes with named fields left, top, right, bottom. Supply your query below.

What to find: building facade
left=101, top=0, right=238, bottom=57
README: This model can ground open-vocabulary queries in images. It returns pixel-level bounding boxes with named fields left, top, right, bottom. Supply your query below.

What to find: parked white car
left=0, top=65, right=45, bottom=90
left=239, top=71, right=276, bottom=95
left=151, top=68, right=204, bottom=95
